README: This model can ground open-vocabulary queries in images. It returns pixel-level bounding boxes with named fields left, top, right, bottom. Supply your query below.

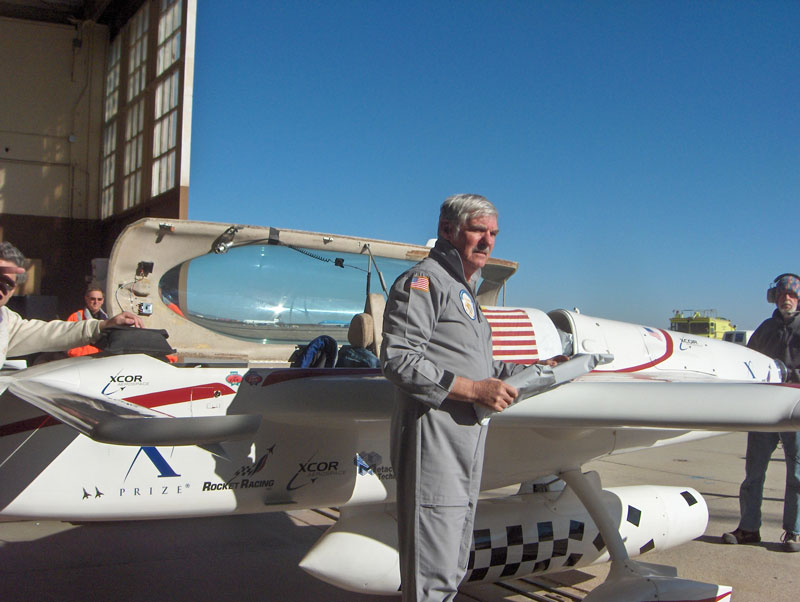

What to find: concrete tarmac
left=1, top=432, right=797, bottom=601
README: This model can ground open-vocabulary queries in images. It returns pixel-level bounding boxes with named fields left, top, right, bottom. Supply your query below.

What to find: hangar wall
left=0, top=17, right=108, bottom=318
left=0, top=17, right=107, bottom=221
left=0, top=1, right=195, bottom=321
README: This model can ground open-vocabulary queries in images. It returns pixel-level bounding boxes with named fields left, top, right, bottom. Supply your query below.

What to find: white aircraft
left=1, top=218, right=796, bottom=601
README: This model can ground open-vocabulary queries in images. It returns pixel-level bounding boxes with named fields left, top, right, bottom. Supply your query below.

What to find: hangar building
left=0, top=0, right=196, bottom=318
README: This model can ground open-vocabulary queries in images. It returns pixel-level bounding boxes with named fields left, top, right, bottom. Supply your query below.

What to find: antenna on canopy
left=365, top=249, right=372, bottom=299
left=362, top=244, right=389, bottom=296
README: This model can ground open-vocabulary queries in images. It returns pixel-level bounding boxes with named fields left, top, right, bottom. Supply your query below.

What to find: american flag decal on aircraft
left=483, top=308, right=539, bottom=364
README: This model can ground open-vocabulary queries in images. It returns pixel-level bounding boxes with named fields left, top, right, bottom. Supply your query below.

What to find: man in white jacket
left=0, top=242, right=142, bottom=365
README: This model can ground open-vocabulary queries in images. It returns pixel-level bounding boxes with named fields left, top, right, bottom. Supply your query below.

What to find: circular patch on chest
left=460, top=289, right=476, bottom=320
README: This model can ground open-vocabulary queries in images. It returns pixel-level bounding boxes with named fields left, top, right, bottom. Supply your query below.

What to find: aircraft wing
left=0, top=374, right=261, bottom=446
left=493, top=374, right=800, bottom=431
left=242, top=366, right=800, bottom=433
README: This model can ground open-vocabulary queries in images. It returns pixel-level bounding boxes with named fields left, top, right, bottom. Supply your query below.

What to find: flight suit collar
left=429, top=238, right=481, bottom=293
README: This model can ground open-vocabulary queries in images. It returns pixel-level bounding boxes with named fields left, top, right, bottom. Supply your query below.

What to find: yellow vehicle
left=669, top=309, right=737, bottom=339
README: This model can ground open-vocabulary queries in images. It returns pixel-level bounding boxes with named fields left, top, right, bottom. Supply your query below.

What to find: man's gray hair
left=0, top=242, right=27, bottom=284
left=438, top=194, right=497, bottom=238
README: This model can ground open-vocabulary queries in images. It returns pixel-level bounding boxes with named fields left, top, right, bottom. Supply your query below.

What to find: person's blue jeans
left=739, top=431, right=800, bottom=534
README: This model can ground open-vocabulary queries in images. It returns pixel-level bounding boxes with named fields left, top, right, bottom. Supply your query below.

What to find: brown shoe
left=721, top=528, right=760, bottom=544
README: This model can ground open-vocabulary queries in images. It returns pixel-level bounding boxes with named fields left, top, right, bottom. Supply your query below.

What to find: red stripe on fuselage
left=121, top=382, right=237, bottom=409
left=0, top=383, right=236, bottom=438
left=601, top=329, right=674, bottom=373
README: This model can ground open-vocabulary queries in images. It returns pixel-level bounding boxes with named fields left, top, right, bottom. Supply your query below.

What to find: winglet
left=7, top=379, right=261, bottom=446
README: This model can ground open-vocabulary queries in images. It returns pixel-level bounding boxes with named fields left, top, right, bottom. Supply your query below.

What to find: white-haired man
left=382, top=194, right=546, bottom=601
left=0, top=242, right=142, bottom=366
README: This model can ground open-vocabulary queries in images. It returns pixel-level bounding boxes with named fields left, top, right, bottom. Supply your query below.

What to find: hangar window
left=99, top=0, right=195, bottom=220
left=101, top=123, right=117, bottom=219
left=157, top=0, right=182, bottom=76
left=123, top=99, right=145, bottom=209
left=101, top=36, right=122, bottom=219
left=104, top=36, right=121, bottom=122
left=152, top=71, right=180, bottom=196
left=127, top=4, right=149, bottom=102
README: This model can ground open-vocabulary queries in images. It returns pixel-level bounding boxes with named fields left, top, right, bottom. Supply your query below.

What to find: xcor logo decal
left=102, top=370, right=149, bottom=395
left=286, top=452, right=344, bottom=491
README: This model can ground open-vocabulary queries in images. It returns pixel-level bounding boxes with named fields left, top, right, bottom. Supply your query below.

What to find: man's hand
left=540, top=354, right=569, bottom=367
left=450, top=375, right=518, bottom=412
left=472, top=378, right=518, bottom=412
left=100, top=311, right=144, bottom=330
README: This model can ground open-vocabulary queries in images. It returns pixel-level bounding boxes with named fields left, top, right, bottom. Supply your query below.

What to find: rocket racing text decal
left=203, top=445, right=276, bottom=493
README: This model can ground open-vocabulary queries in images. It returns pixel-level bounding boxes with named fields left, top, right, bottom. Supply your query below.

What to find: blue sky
left=189, top=1, right=799, bottom=330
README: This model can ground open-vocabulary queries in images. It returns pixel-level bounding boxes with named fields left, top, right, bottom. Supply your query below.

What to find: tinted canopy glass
left=159, top=244, right=418, bottom=343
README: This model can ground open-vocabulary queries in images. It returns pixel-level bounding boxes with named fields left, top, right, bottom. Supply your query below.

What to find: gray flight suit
left=381, top=238, right=526, bottom=602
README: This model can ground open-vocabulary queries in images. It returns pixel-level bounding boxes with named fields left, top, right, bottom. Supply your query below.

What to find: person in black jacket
left=723, top=273, right=800, bottom=552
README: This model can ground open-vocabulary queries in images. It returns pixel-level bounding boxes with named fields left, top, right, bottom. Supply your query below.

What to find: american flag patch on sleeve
left=410, top=275, right=430, bottom=292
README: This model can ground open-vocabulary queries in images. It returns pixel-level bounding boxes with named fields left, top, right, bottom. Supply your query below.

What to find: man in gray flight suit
left=381, top=194, right=529, bottom=601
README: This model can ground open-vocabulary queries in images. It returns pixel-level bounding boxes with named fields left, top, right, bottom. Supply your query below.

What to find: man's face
left=86, top=291, right=104, bottom=313
left=777, top=290, right=799, bottom=315
left=443, top=214, right=499, bottom=279
left=0, top=259, right=20, bottom=308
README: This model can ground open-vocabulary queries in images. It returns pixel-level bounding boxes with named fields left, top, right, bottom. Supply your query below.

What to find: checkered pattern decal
left=483, top=308, right=539, bottom=365
left=466, top=520, right=587, bottom=582
left=464, top=491, right=698, bottom=583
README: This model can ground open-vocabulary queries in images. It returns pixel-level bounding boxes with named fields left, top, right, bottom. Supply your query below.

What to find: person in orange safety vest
left=67, top=286, right=109, bottom=357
